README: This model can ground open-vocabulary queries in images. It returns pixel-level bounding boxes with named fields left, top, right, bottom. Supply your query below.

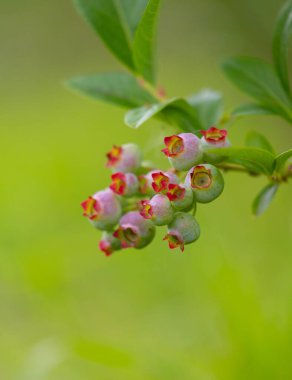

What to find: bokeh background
left=1, top=0, right=292, bottom=378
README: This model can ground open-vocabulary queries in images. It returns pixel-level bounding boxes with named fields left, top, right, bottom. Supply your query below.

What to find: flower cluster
left=81, top=127, right=230, bottom=255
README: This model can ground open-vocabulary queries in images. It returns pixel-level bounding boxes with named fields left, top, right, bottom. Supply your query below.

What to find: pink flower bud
left=99, top=232, right=121, bottom=256
left=139, top=194, right=174, bottom=226
left=163, top=212, right=200, bottom=252
left=162, top=133, right=202, bottom=171
left=166, top=183, right=185, bottom=201
left=151, top=170, right=179, bottom=193
left=81, top=189, right=121, bottom=230
left=185, top=164, right=224, bottom=203
left=138, top=171, right=156, bottom=195
left=109, top=172, right=139, bottom=197
left=166, top=184, right=194, bottom=211
left=201, top=126, right=229, bottom=147
left=139, top=170, right=178, bottom=195
left=106, top=143, right=142, bottom=173
left=114, top=211, right=155, bottom=249
left=201, top=127, right=230, bottom=163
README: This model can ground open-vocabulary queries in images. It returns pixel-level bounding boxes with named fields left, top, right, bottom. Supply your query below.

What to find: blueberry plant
left=68, top=0, right=292, bottom=255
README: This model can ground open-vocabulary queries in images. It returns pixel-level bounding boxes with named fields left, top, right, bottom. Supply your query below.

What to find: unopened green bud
left=185, top=164, right=224, bottom=203
left=163, top=212, right=200, bottom=251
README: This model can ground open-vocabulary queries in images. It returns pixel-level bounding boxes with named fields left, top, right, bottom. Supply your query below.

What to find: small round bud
left=201, top=127, right=230, bottom=163
left=99, top=232, right=121, bottom=256
left=106, top=143, right=142, bottom=173
left=114, top=211, right=155, bottom=249
left=162, top=133, right=202, bottom=171
left=151, top=170, right=179, bottom=193
left=185, top=164, right=224, bottom=203
left=81, top=189, right=122, bottom=230
left=167, top=184, right=194, bottom=212
left=109, top=172, right=139, bottom=197
left=139, top=194, right=174, bottom=226
left=201, top=126, right=229, bottom=147
left=163, top=212, right=200, bottom=252
left=138, top=171, right=157, bottom=195
left=138, top=170, right=178, bottom=195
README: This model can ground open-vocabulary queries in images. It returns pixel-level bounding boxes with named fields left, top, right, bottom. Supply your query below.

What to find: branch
left=216, top=163, right=260, bottom=176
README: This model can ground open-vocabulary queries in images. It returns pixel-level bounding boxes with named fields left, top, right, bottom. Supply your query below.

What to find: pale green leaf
left=66, top=72, right=157, bottom=108
left=232, top=103, right=277, bottom=117
left=74, top=0, right=134, bottom=69
left=125, top=97, right=202, bottom=132
left=274, top=148, right=292, bottom=173
left=222, top=57, right=292, bottom=121
left=245, top=131, right=275, bottom=154
left=273, top=0, right=292, bottom=94
left=252, top=183, right=279, bottom=216
left=187, top=89, right=224, bottom=129
left=208, top=147, right=275, bottom=175
left=120, top=0, right=149, bottom=36
left=133, top=0, right=161, bottom=84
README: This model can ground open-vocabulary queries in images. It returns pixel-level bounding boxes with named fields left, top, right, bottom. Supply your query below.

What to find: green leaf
left=187, top=89, right=224, bottom=129
left=208, top=147, right=275, bottom=175
left=232, top=103, right=277, bottom=117
left=252, top=183, right=279, bottom=216
left=222, top=57, right=292, bottom=121
left=274, top=149, right=292, bottom=173
left=66, top=72, right=157, bottom=108
left=74, top=0, right=135, bottom=70
left=245, top=131, right=275, bottom=154
left=133, top=0, right=161, bottom=84
left=125, top=97, right=202, bottom=132
left=272, top=0, right=292, bottom=95
left=120, top=0, right=149, bottom=36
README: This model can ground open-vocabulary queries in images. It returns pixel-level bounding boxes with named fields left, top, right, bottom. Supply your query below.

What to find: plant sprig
left=68, top=0, right=292, bottom=217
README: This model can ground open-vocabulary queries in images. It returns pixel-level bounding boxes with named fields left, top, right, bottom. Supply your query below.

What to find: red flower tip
left=99, top=240, right=113, bottom=256
left=163, top=233, right=184, bottom=252
left=166, top=184, right=186, bottom=201
left=152, top=172, right=170, bottom=193
left=139, top=200, right=153, bottom=219
left=162, top=135, right=184, bottom=157
left=113, top=227, right=121, bottom=239
left=110, top=172, right=126, bottom=195
left=190, top=165, right=212, bottom=189
left=106, top=145, right=122, bottom=167
left=81, top=196, right=101, bottom=220
left=201, top=127, right=227, bottom=144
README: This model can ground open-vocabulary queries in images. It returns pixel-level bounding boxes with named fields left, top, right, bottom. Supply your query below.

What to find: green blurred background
left=1, top=0, right=292, bottom=378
